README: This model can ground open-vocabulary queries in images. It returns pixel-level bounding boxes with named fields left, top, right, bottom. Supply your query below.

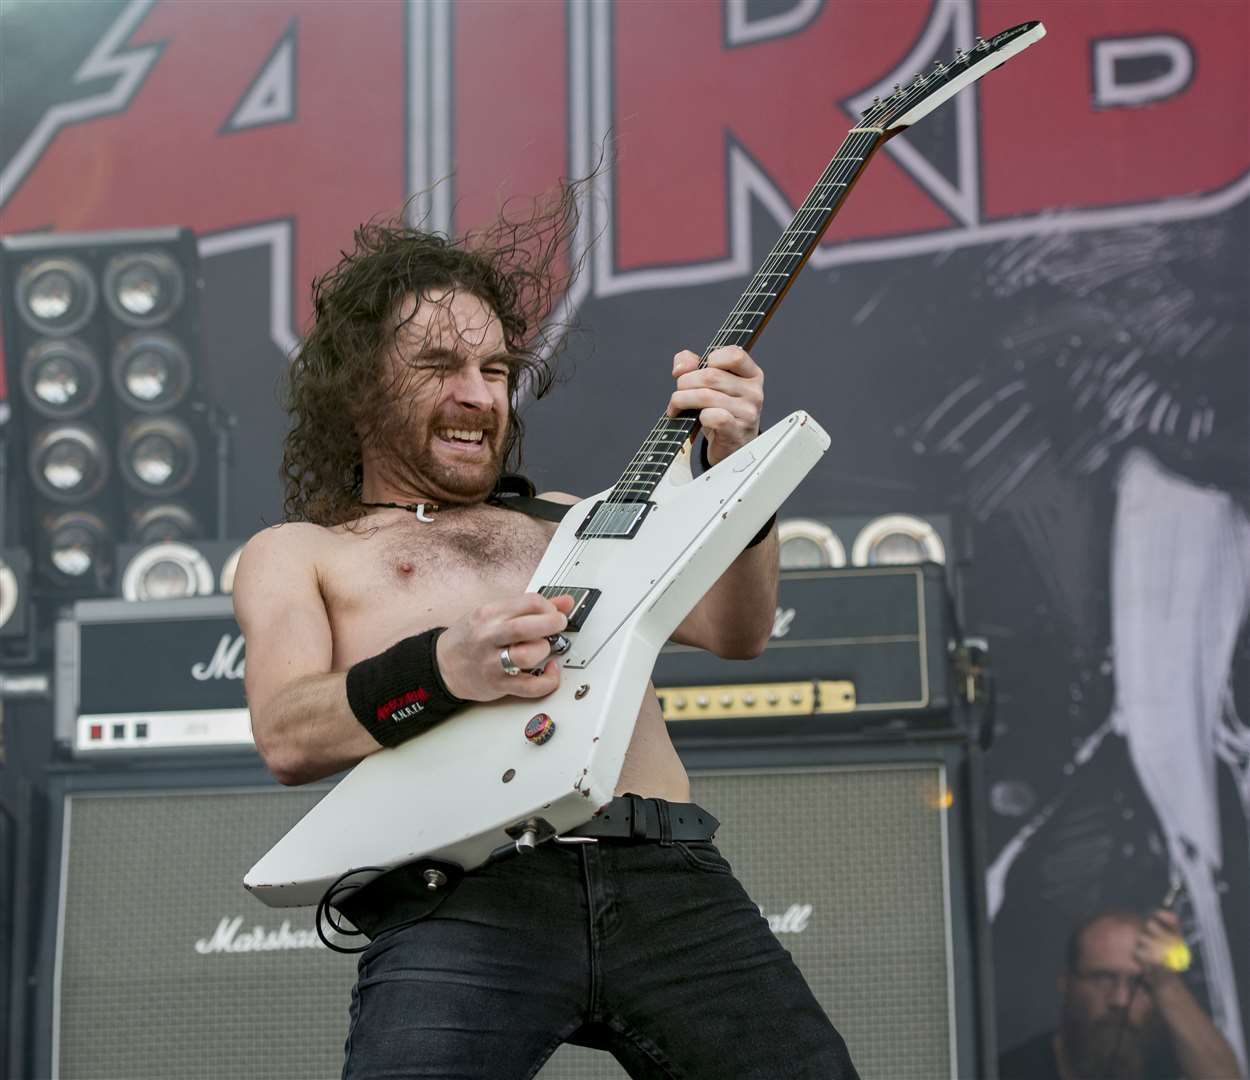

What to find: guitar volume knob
left=525, top=714, right=556, bottom=745
left=547, top=633, right=572, bottom=655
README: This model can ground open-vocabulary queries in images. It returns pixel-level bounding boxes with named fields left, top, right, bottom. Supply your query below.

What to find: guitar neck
left=609, top=126, right=888, bottom=504
left=604, top=19, right=1046, bottom=507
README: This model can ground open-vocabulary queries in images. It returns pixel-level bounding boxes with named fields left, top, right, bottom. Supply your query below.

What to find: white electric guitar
left=246, top=21, right=1045, bottom=908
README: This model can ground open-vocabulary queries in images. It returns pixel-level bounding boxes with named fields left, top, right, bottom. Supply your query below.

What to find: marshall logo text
left=759, top=903, right=813, bottom=935
left=194, top=916, right=323, bottom=955
left=771, top=607, right=796, bottom=639
left=192, top=634, right=246, bottom=682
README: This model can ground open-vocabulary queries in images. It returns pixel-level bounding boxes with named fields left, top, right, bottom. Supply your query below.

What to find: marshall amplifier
left=54, top=567, right=960, bottom=755
left=30, top=744, right=993, bottom=1080
left=55, top=597, right=250, bottom=756
left=654, top=564, right=959, bottom=732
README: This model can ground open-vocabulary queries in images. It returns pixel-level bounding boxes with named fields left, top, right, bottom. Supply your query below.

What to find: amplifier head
left=656, top=564, right=961, bottom=732
left=778, top=511, right=958, bottom=588
left=54, top=596, right=253, bottom=756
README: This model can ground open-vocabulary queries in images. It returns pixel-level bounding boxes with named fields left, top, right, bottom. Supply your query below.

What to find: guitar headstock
left=863, top=21, right=1046, bottom=134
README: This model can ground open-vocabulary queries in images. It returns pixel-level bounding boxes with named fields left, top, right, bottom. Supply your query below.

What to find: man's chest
left=320, top=508, right=555, bottom=655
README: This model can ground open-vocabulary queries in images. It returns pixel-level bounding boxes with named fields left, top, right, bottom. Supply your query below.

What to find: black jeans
left=341, top=833, right=858, bottom=1079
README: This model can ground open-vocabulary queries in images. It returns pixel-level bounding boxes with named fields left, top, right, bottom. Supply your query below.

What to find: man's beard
left=1062, top=1010, right=1163, bottom=1079
left=373, top=407, right=507, bottom=505
left=406, top=433, right=505, bottom=503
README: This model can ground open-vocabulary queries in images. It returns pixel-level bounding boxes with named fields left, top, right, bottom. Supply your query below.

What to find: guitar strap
left=489, top=492, right=572, bottom=523
left=487, top=472, right=573, bottom=523
left=486, top=436, right=711, bottom=525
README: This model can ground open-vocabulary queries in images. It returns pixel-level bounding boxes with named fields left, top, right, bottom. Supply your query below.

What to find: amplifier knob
left=672, top=695, right=687, bottom=709
left=720, top=693, right=734, bottom=707
left=766, top=692, right=780, bottom=705
left=743, top=693, right=756, bottom=706
left=696, top=695, right=710, bottom=708
left=789, top=690, right=804, bottom=705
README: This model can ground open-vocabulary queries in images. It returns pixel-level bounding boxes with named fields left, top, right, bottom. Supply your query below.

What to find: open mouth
left=435, top=427, right=489, bottom=451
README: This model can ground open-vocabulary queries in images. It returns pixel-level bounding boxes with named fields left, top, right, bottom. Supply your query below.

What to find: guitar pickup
left=575, top=500, right=652, bottom=539
left=539, top=586, right=600, bottom=631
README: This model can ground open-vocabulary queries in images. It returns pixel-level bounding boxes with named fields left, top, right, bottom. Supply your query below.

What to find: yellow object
left=1162, top=940, right=1192, bottom=973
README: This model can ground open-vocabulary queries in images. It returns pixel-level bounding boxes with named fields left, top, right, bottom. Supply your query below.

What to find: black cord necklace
left=360, top=500, right=439, bottom=521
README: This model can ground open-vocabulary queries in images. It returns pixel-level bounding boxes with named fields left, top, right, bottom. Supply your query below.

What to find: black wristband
left=745, top=513, right=777, bottom=549
left=345, top=627, right=466, bottom=748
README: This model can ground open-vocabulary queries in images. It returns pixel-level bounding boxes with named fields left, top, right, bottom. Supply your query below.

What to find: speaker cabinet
left=32, top=743, right=991, bottom=1079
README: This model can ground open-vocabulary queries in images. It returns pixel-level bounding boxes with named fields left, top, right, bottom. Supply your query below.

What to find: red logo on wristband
left=377, top=686, right=430, bottom=722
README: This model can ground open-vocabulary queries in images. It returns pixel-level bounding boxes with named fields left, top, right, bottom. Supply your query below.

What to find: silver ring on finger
left=499, top=646, right=521, bottom=677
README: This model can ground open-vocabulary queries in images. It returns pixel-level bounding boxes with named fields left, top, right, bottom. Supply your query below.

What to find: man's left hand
left=668, top=346, right=764, bottom=467
left=1134, top=909, right=1191, bottom=987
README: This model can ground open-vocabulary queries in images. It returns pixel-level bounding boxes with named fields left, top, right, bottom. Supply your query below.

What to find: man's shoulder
left=240, top=520, right=334, bottom=560
left=234, top=521, right=341, bottom=594
left=998, top=1030, right=1059, bottom=1080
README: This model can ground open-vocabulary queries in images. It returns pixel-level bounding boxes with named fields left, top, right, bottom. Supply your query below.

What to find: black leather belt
left=564, top=794, right=719, bottom=843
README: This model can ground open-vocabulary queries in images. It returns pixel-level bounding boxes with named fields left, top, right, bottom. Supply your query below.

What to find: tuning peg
left=872, top=95, right=881, bottom=106
left=892, top=83, right=903, bottom=99
left=933, top=60, right=946, bottom=73
left=974, top=36, right=987, bottom=50
left=954, top=47, right=966, bottom=61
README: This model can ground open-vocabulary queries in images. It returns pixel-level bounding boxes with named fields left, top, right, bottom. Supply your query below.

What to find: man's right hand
left=435, top=592, right=575, bottom=702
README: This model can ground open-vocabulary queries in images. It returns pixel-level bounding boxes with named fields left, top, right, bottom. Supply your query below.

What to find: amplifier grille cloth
left=56, top=765, right=951, bottom=1079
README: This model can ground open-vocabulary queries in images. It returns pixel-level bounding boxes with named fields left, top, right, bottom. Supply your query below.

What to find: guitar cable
left=315, top=866, right=387, bottom=954
left=314, top=835, right=551, bottom=954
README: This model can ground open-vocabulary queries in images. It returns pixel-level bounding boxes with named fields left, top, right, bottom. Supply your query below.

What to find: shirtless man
left=234, top=213, right=857, bottom=1078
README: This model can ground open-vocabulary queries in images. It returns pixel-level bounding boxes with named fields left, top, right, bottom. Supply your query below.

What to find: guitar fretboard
left=609, top=126, right=886, bottom=504
left=604, top=20, right=1046, bottom=507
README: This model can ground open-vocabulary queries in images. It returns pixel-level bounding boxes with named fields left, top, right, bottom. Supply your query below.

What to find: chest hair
left=378, top=505, right=554, bottom=579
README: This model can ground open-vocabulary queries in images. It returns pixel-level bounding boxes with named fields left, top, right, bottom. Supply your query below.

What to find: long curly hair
left=281, top=184, right=583, bottom=526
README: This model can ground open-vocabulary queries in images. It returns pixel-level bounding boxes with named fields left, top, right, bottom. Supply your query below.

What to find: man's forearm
left=251, top=673, right=382, bottom=786
left=688, top=523, right=779, bottom=658
left=1152, top=976, right=1244, bottom=1079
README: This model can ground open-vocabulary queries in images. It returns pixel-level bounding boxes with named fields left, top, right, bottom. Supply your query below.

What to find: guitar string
left=596, top=122, right=895, bottom=503
left=595, top=44, right=989, bottom=507
left=574, top=121, right=900, bottom=525
left=579, top=133, right=876, bottom=523
left=540, top=126, right=881, bottom=588
left=538, top=49, right=987, bottom=590
left=534, top=131, right=878, bottom=592
left=531, top=47, right=1002, bottom=620
left=600, top=135, right=873, bottom=500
